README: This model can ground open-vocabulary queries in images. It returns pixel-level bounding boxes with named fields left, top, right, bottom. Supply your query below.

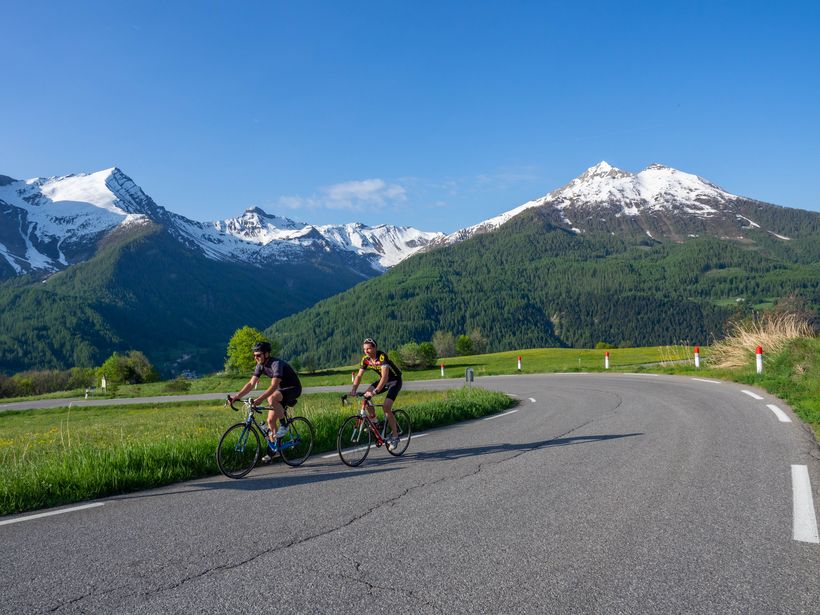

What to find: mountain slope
left=440, top=162, right=819, bottom=246
left=0, top=221, right=374, bottom=375
left=267, top=205, right=820, bottom=367
left=0, top=168, right=442, bottom=281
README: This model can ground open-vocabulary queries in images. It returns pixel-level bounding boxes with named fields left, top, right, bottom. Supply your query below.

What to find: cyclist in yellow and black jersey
left=350, top=338, right=402, bottom=450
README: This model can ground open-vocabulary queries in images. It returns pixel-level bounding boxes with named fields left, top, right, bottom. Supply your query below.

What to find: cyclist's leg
left=382, top=380, right=402, bottom=438
left=266, top=391, right=287, bottom=437
left=364, top=381, right=379, bottom=421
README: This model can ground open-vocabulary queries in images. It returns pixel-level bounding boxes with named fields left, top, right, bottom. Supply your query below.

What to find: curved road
left=2, top=374, right=819, bottom=614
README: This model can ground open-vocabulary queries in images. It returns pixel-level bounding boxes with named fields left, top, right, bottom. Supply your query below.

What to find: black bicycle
left=216, top=396, right=315, bottom=478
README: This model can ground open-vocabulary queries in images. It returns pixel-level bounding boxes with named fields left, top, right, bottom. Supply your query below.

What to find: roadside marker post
left=440, top=363, right=445, bottom=377
left=605, top=351, right=610, bottom=370
left=756, top=346, right=763, bottom=374
left=351, top=371, right=355, bottom=383
left=517, top=356, right=522, bottom=371
left=465, top=368, right=474, bottom=386
left=694, top=346, right=700, bottom=368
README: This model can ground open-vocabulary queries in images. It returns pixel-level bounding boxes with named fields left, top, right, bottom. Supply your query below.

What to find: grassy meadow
left=0, top=387, right=514, bottom=516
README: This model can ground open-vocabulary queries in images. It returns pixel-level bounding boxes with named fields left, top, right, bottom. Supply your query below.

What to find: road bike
left=216, top=396, right=315, bottom=478
left=337, top=392, right=411, bottom=467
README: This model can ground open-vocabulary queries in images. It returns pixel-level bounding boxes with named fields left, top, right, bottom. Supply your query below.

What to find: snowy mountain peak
left=442, top=162, right=788, bottom=245
left=0, top=167, right=443, bottom=278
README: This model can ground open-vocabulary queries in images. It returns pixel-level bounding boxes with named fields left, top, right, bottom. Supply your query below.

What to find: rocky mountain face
left=439, top=162, right=808, bottom=246
left=0, top=167, right=443, bottom=282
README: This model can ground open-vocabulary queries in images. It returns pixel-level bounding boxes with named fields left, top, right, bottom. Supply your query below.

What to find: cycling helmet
left=363, top=338, right=377, bottom=346
left=252, top=341, right=272, bottom=354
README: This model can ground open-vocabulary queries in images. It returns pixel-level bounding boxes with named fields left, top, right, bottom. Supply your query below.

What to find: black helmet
left=252, top=341, right=272, bottom=354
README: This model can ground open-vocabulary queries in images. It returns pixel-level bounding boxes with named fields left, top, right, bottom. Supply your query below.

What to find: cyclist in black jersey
left=228, top=341, right=302, bottom=460
left=350, top=338, right=402, bottom=450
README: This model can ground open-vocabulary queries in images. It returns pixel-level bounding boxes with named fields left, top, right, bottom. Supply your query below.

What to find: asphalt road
left=2, top=374, right=818, bottom=614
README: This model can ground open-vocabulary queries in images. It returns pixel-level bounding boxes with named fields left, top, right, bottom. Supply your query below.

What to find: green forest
left=267, top=208, right=820, bottom=367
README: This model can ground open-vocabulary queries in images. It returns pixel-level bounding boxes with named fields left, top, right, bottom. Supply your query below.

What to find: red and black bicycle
left=337, top=392, right=412, bottom=467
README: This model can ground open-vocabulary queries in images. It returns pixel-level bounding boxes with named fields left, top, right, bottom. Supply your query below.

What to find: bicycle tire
left=279, top=416, right=315, bottom=467
left=337, top=415, right=372, bottom=467
left=386, top=409, right=412, bottom=456
left=216, top=423, right=261, bottom=479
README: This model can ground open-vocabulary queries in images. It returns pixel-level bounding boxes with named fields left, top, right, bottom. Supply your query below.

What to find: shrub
left=710, top=312, right=813, bottom=369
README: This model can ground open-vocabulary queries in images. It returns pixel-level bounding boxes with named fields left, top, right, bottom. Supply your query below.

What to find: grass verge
left=0, top=387, right=513, bottom=516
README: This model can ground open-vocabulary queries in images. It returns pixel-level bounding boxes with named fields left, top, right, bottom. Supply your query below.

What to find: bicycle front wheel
left=216, top=423, right=261, bottom=479
left=279, top=416, right=315, bottom=467
left=386, top=409, right=412, bottom=457
left=337, top=415, right=372, bottom=467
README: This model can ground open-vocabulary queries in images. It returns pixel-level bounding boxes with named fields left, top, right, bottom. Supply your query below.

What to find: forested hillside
left=267, top=208, right=820, bottom=367
left=0, top=223, right=369, bottom=375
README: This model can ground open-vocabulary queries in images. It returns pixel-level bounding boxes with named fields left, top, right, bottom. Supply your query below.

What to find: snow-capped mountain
left=441, top=161, right=796, bottom=244
left=0, top=168, right=442, bottom=279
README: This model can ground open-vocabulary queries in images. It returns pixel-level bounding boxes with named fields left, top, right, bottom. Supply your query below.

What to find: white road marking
left=528, top=398, right=537, bottom=403
left=322, top=433, right=429, bottom=458
left=766, top=404, right=792, bottom=423
left=741, top=390, right=764, bottom=400
left=791, top=465, right=819, bottom=544
left=692, top=378, right=721, bottom=384
left=625, top=373, right=660, bottom=377
left=0, top=503, right=105, bottom=527
left=483, top=409, right=519, bottom=421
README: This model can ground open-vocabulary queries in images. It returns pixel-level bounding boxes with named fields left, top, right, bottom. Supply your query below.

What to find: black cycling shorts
left=276, top=385, right=301, bottom=407
left=370, top=379, right=402, bottom=402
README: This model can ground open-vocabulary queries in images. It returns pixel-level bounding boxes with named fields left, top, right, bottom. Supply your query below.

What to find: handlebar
left=226, top=396, right=262, bottom=413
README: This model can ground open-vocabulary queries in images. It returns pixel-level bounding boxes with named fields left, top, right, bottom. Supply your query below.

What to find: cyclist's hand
left=225, top=395, right=234, bottom=406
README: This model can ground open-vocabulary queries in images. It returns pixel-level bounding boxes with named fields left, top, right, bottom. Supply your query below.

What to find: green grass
left=0, top=387, right=513, bottom=516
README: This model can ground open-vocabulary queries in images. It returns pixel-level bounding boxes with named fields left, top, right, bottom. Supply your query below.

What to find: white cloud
left=279, top=178, right=407, bottom=212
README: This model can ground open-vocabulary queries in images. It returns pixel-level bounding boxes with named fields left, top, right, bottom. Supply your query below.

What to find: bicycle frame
left=231, top=398, right=298, bottom=452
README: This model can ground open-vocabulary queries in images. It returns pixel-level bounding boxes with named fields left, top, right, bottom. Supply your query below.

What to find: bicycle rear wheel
left=279, top=416, right=315, bottom=467
left=386, top=409, right=412, bottom=456
left=216, top=423, right=261, bottom=479
left=337, top=415, right=372, bottom=467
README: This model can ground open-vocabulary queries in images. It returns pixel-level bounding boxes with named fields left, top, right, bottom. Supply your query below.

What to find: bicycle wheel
left=279, top=416, right=315, bottom=467
left=216, top=423, right=261, bottom=479
left=337, top=415, right=372, bottom=467
left=386, top=409, right=412, bottom=457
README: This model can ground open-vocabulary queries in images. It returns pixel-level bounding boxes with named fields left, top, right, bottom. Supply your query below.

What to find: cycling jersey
left=253, top=357, right=301, bottom=389
left=360, top=351, right=402, bottom=379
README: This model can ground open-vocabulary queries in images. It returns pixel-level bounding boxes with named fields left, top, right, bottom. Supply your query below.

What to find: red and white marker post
left=517, top=356, right=522, bottom=371
left=605, top=351, right=610, bottom=369
left=351, top=371, right=355, bottom=383
left=440, top=363, right=445, bottom=377
left=694, top=346, right=700, bottom=368
left=756, top=346, right=763, bottom=374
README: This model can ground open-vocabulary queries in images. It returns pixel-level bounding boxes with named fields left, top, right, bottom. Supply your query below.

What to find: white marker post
left=756, top=346, right=763, bottom=374
left=605, top=351, right=610, bottom=370
left=517, top=355, right=522, bottom=371
left=351, top=371, right=355, bottom=383
left=694, top=346, right=700, bottom=368
left=440, top=363, right=445, bottom=377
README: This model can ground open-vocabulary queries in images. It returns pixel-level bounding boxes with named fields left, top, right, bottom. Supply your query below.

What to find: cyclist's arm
left=350, top=368, right=366, bottom=394
left=373, top=365, right=389, bottom=394
left=253, top=377, right=281, bottom=406
left=229, top=375, right=260, bottom=403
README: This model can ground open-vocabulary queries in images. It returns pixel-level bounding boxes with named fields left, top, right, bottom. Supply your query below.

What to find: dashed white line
left=528, top=398, right=537, bottom=403
left=0, top=503, right=105, bottom=527
left=692, top=378, right=721, bottom=384
left=791, top=465, right=819, bottom=544
left=483, top=409, right=519, bottom=421
left=766, top=404, right=792, bottom=423
left=322, top=433, right=429, bottom=459
left=741, top=390, right=764, bottom=400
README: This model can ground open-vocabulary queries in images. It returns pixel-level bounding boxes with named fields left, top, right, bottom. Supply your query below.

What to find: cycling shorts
left=370, top=379, right=402, bottom=402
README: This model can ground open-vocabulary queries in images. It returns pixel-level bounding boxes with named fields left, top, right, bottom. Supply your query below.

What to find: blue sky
left=2, top=0, right=818, bottom=233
